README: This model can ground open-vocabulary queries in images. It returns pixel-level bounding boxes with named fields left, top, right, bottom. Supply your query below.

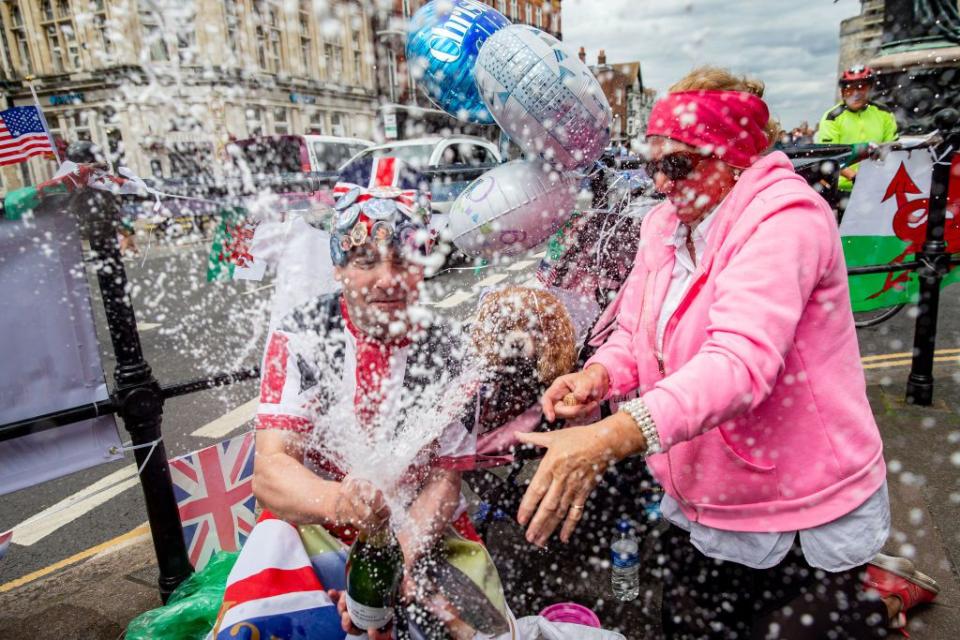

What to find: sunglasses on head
left=644, top=152, right=710, bottom=182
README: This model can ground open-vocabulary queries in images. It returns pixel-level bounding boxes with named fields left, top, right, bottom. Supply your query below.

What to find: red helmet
left=840, top=65, right=876, bottom=86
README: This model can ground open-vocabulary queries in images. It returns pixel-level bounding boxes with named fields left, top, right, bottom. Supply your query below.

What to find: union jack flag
left=170, top=432, right=256, bottom=570
left=0, top=529, right=12, bottom=561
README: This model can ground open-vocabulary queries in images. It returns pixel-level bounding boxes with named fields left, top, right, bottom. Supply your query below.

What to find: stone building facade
left=0, top=0, right=380, bottom=191
left=838, top=0, right=886, bottom=76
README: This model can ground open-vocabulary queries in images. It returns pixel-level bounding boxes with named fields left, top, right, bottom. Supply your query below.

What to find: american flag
left=0, top=107, right=54, bottom=166
left=170, top=432, right=256, bottom=570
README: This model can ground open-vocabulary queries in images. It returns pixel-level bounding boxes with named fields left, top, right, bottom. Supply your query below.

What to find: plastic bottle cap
left=616, top=519, right=631, bottom=533
left=539, top=602, right=602, bottom=628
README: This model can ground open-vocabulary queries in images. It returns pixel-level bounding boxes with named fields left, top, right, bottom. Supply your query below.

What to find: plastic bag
left=125, top=551, right=239, bottom=640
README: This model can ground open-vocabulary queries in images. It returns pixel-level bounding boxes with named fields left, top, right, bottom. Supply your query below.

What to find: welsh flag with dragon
left=839, top=148, right=960, bottom=312
left=206, top=207, right=259, bottom=281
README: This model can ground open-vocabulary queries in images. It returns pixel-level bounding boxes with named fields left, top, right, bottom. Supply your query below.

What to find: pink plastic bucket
left=539, top=602, right=602, bottom=628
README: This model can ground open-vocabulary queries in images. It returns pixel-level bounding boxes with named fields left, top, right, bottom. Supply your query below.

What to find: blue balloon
left=406, top=0, right=509, bottom=124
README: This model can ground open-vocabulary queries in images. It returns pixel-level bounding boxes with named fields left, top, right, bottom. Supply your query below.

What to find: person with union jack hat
left=249, top=158, right=517, bottom=639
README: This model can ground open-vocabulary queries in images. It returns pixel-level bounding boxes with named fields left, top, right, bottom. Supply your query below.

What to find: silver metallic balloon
left=475, top=25, right=612, bottom=171
left=448, top=160, right=578, bottom=258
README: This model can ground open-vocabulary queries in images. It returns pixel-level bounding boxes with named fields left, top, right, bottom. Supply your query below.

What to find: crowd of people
left=131, top=64, right=939, bottom=640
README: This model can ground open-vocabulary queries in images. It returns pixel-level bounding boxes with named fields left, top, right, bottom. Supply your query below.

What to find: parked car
left=227, top=134, right=374, bottom=181
left=221, top=134, right=375, bottom=210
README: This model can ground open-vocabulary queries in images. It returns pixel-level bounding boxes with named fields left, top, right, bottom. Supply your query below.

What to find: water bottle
left=610, top=519, right=640, bottom=601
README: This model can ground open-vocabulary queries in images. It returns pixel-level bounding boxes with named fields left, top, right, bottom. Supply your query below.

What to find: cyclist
left=815, top=65, right=898, bottom=192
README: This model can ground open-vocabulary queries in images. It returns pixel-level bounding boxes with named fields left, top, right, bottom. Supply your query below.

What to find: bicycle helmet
left=839, top=65, right=876, bottom=86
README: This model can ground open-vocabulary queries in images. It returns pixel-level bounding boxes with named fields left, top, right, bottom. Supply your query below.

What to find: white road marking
left=507, top=260, right=535, bottom=272
left=11, top=465, right=140, bottom=546
left=190, top=397, right=259, bottom=438
left=474, top=273, right=509, bottom=288
left=532, top=251, right=546, bottom=258
left=138, top=322, right=161, bottom=331
left=434, top=290, right=476, bottom=309
left=520, top=276, right=539, bottom=288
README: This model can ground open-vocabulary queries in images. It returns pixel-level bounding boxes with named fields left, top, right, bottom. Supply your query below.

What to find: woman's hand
left=540, top=364, right=610, bottom=422
left=516, top=413, right=646, bottom=546
left=333, top=475, right=391, bottom=536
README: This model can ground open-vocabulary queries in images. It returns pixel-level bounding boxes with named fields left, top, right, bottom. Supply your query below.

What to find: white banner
left=0, top=200, right=121, bottom=495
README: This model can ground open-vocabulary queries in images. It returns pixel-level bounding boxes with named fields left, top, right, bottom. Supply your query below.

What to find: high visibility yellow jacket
left=815, top=102, right=898, bottom=190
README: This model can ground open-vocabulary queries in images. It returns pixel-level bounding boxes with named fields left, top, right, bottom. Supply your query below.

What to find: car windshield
left=361, top=143, right=436, bottom=169
left=234, top=137, right=303, bottom=175
left=313, top=142, right=370, bottom=172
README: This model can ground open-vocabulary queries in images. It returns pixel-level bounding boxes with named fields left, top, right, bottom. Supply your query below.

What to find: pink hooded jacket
left=586, top=151, right=886, bottom=533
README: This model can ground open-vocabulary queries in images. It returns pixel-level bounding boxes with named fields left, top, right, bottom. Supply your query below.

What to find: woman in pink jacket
left=515, top=67, right=935, bottom=638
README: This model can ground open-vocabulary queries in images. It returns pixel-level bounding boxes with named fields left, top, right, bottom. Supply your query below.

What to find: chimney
left=578, top=46, right=586, bottom=63
left=598, top=49, right=607, bottom=65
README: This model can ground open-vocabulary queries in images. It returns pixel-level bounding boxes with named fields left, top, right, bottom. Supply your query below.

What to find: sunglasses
left=644, top=152, right=710, bottom=182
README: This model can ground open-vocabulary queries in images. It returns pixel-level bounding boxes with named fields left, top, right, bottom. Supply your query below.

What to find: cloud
left=561, top=0, right=861, bottom=128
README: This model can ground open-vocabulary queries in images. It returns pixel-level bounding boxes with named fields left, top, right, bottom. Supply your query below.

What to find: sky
left=561, top=0, right=862, bottom=129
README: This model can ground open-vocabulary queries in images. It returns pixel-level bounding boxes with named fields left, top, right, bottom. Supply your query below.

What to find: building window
left=246, top=106, right=265, bottom=137
left=9, top=5, right=32, bottom=74
left=402, top=0, right=411, bottom=18
left=497, top=0, right=506, bottom=15
left=330, top=112, right=345, bottom=137
left=91, top=1, right=113, bottom=61
left=273, top=107, right=289, bottom=134
left=40, top=0, right=80, bottom=73
left=175, top=1, right=197, bottom=65
left=307, top=110, right=325, bottom=135
left=535, top=7, right=543, bottom=28
left=351, top=28, right=364, bottom=83
left=525, top=4, right=532, bottom=25
left=0, top=9, right=17, bottom=75
left=256, top=1, right=282, bottom=73
left=510, top=0, right=518, bottom=20
left=324, top=42, right=343, bottom=80
left=65, top=110, right=94, bottom=142
left=139, top=6, right=169, bottom=63
left=224, top=0, right=241, bottom=60
left=353, top=50, right=363, bottom=83
left=299, top=1, right=313, bottom=75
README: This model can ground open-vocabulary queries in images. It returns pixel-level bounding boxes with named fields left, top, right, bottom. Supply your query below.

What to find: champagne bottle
left=345, top=528, right=403, bottom=631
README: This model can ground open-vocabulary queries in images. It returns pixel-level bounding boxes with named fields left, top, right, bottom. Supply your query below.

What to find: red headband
left=646, top=90, right=771, bottom=168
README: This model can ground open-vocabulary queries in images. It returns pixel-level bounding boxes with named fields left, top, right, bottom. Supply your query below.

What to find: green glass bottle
left=345, top=528, right=403, bottom=631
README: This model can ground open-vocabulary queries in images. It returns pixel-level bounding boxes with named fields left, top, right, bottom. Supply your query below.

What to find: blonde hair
left=472, top=286, right=576, bottom=384
left=669, top=66, right=782, bottom=148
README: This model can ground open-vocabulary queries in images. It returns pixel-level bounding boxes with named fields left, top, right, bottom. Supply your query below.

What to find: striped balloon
left=475, top=25, right=612, bottom=170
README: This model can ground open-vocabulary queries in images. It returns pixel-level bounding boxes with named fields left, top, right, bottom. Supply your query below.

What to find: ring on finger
left=567, top=504, right=585, bottom=519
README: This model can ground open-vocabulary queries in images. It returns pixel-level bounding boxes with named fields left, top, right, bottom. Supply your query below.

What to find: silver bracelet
left=618, top=398, right=662, bottom=455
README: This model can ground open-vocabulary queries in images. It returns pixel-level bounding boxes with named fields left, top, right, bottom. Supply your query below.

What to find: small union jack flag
left=0, top=529, right=12, bottom=561
left=170, top=432, right=256, bottom=570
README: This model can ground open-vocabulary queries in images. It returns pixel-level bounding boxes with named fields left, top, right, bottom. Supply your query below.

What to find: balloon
left=475, top=25, right=612, bottom=170
left=448, top=160, right=578, bottom=258
left=406, top=0, right=510, bottom=124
